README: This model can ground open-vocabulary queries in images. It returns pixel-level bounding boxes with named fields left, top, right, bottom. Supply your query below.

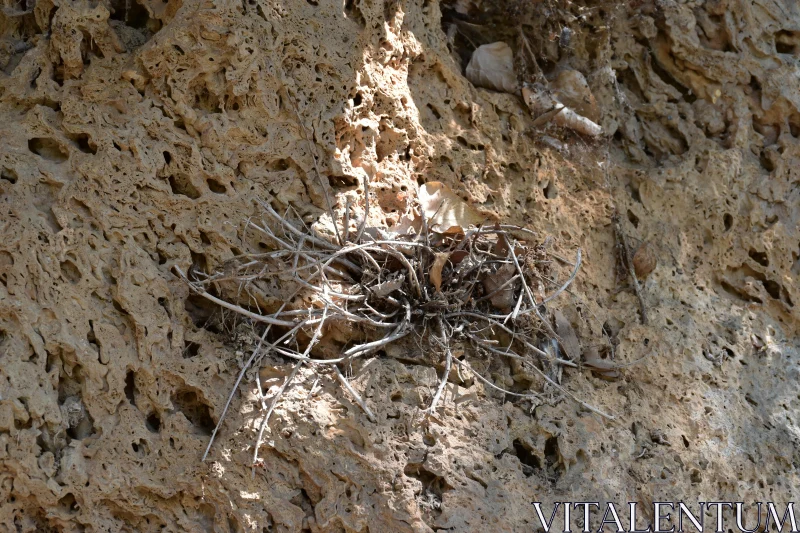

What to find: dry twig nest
left=176, top=180, right=613, bottom=465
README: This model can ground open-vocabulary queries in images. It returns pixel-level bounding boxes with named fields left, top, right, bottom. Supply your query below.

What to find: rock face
left=0, top=0, right=799, bottom=531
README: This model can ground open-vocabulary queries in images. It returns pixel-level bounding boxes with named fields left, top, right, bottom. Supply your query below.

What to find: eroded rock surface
left=0, top=0, right=799, bottom=531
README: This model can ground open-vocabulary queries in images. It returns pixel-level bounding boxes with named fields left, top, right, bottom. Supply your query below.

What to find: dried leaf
left=449, top=249, right=469, bottom=265
left=550, top=69, right=600, bottom=122
left=491, top=227, right=510, bottom=258
left=465, top=42, right=519, bottom=94
left=553, top=310, right=580, bottom=361
left=390, top=211, right=422, bottom=237
left=371, top=274, right=406, bottom=298
left=632, top=242, right=657, bottom=279
left=430, top=252, right=450, bottom=293
left=482, top=263, right=517, bottom=312
left=419, top=181, right=485, bottom=234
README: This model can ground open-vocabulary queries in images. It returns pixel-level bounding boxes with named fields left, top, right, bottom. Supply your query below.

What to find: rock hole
left=723, top=213, right=733, bottom=231
left=720, top=280, right=762, bottom=303
left=28, top=138, right=68, bottom=162
left=207, top=178, right=226, bottom=193
left=0, top=252, right=11, bottom=287
left=168, top=174, right=201, bottom=199
left=190, top=250, right=208, bottom=275
left=72, top=133, right=97, bottom=154
left=1, top=167, right=18, bottom=184
left=627, top=209, right=640, bottom=228
left=403, top=463, right=452, bottom=498
left=112, top=297, right=129, bottom=316
left=52, top=64, right=65, bottom=86
left=60, top=260, right=81, bottom=283
left=759, top=149, right=776, bottom=172
left=787, top=112, right=800, bottom=138
left=343, top=0, right=366, bottom=27
left=544, top=436, right=560, bottom=471
left=183, top=340, right=201, bottom=358
left=158, top=296, right=170, bottom=319
left=184, top=294, right=222, bottom=333
left=748, top=249, right=769, bottom=267
left=125, top=370, right=137, bottom=406
left=58, top=493, right=79, bottom=514
left=131, top=438, right=148, bottom=455
left=352, top=93, right=362, bottom=106
left=390, top=392, right=402, bottom=402
left=745, top=393, right=758, bottom=407
left=512, top=439, right=541, bottom=476
left=146, top=412, right=161, bottom=433
left=14, top=417, right=33, bottom=431
left=681, top=435, right=689, bottom=448
left=723, top=346, right=735, bottom=358
left=266, top=158, right=290, bottom=172
left=328, top=175, right=358, bottom=188
left=87, top=321, right=99, bottom=349
left=775, top=30, right=798, bottom=55
left=648, top=50, right=690, bottom=98
left=628, top=183, right=642, bottom=204
left=110, top=0, right=154, bottom=30
left=172, top=389, right=214, bottom=436
left=762, top=279, right=781, bottom=300
left=163, top=151, right=172, bottom=164
left=543, top=180, right=558, bottom=199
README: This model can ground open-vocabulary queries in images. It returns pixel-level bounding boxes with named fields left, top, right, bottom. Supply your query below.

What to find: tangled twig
left=178, top=183, right=616, bottom=463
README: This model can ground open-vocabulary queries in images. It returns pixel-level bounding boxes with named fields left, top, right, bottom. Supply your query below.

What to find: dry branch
left=180, top=187, right=617, bottom=462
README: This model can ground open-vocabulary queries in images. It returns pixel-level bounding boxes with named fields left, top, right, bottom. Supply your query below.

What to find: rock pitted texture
left=0, top=0, right=799, bottom=531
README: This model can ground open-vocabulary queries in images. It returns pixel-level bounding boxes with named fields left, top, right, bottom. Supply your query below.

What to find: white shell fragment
left=465, top=42, right=519, bottom=94
left=523, top=83, right=603, bottom=137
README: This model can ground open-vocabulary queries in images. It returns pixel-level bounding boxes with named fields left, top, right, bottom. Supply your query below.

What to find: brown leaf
left=632, top=242, right=657, bottom=279
left=418, top=181, right=485, bottom=234
left=482, top=263, right=517, bottom=312
left=449, top=249, right=469, bottom=265
left=553, top=310, right=581, bottom=361
left=550, top=69, right=600, bottom=123
left=491, top=223, right=510, bottom=257
left=430, top=252, right=450, bottom=293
